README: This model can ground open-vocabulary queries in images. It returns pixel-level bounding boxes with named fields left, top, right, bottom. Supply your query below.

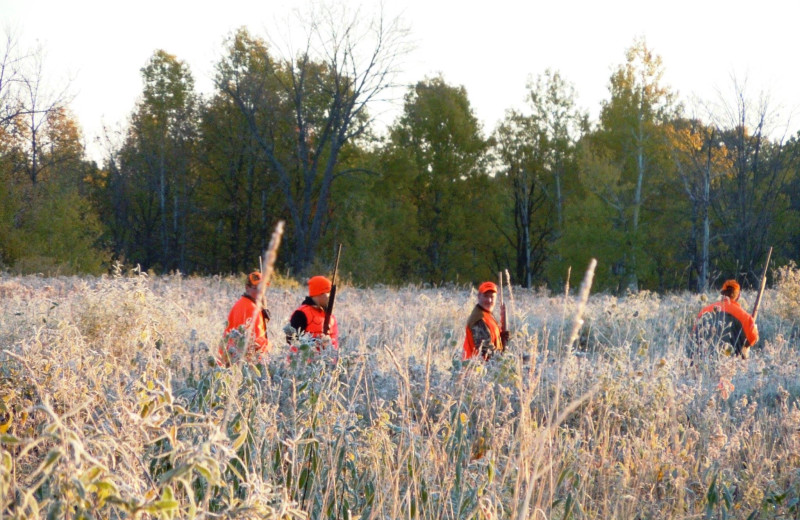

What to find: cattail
left=562, top=266, right=572, bottom=319
left=565, top=259, right=596, bottom=351
left=505, top=269, right=515, bottom=312
left=240, top=220, right=286, bottom=364
left=259, top=220, right=285, bottom=298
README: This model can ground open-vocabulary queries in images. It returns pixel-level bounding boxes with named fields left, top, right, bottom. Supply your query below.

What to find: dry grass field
left=2, top=264, right=800, bottom=519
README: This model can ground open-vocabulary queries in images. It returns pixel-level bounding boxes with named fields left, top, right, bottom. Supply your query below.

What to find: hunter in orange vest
left=218, top=271, right=271, bottom=366
left=463, top=281, right=508, bottom=361
left=287, top=275, right=339, bottom=353
left=694, top=279, right=759, bottom=359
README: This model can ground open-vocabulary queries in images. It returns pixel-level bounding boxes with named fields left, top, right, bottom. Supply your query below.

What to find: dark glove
left=261, top=308, right=271, bottom=322
left=500, top=330, right=510, bottom=346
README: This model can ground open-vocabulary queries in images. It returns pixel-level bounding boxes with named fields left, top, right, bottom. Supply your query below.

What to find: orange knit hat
left=478, top=281, right=498, bottom=294
left=308, top=275, right=332, bottom=297
left=721, top=279, right=740, bottom=301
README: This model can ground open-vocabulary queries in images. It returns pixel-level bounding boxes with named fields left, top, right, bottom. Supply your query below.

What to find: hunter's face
left=312, top=292, right=330, bottom=308
left=478, top=291, right=496, bottom=311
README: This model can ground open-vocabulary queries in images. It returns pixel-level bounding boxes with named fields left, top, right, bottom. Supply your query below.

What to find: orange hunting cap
left=478, top=281, right=498, bottom=294
left=308, top=275, right=332, bottom=297
left=721, top=279, right=740, bottom=301
left=247, top=271, right=263, bottom=287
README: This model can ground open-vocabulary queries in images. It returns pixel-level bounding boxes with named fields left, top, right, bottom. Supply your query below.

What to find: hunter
left=218, top=271, right=271, bottom=366
left=286, top=275, right=339, bottom=350
left=694, top=279, right=759, bottom=359
left=463, top=281, right=509, bottom=361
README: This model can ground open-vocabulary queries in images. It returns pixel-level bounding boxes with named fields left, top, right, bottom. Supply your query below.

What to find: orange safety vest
left=463, top=305, right=502, bottom=360
left=695, top=298, right=758, bottom=354
left=218, top=294, right=269, bottom=365
left=298, top=303, right=339, bottom=348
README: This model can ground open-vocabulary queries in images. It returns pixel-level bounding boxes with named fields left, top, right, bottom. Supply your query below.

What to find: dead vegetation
left=1, top=267, right=799, bottom=519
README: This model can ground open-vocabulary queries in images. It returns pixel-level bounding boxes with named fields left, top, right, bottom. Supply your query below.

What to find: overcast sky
left=3, top=0, right=799, bottom=163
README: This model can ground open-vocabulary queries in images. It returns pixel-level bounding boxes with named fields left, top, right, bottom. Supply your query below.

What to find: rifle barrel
left=323, top=243, right=343, bottom=334
left=499, top=271, right=508, bottom=348
left=751, top=246, right=773, bottom=322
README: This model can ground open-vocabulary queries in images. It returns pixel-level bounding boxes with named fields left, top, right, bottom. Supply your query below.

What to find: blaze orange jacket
left=463, top=305, right=503, bottom=360
left=695, top=298, right=758, bottom=354
left=218, top=294, right=270, bottom=365
left=289, top=298, right=339, bottom=349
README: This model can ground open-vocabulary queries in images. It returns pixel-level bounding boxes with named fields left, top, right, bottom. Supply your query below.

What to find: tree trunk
left=159, top=150, right=168, bottom=270
left=700, top=138, right=711, bottom=292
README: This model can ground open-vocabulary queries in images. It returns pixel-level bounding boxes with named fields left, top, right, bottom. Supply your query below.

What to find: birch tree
left=494, top=70, right=586, bottom=287
left=667, top=118, right=730, bottom=291
left=590, top=38, right=677, bottom=292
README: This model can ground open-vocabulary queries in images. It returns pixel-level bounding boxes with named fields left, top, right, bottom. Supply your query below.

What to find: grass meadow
left=2, top=264, right=800, bottom=519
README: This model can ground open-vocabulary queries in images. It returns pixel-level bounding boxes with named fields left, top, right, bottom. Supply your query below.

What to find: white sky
left=3, top=0, right=799, bottom=163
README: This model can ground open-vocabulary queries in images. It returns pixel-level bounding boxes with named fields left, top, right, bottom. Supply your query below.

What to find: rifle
left=499, top=271, right=508, bottom=348
left=323, top=243, right=343, bottom=335
left=751, top=246, right=772, bottom=322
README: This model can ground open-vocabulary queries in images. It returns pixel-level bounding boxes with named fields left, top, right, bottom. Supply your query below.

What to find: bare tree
left=711, top=77, right=794, bottom=285
left=217, top=3, right=410, bottom=273
left=0, top=29, right=27, bottom=132
left=0, top=29, right=72, bottom=188
left=0, top=33, right=74, bottom=187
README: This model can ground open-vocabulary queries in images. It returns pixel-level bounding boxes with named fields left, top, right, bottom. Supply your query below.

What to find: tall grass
left=1, top=266, right=799, bottom=519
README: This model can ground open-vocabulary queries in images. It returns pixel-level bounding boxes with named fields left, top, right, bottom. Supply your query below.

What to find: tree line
left=1, top=12, right=798, bottom=293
